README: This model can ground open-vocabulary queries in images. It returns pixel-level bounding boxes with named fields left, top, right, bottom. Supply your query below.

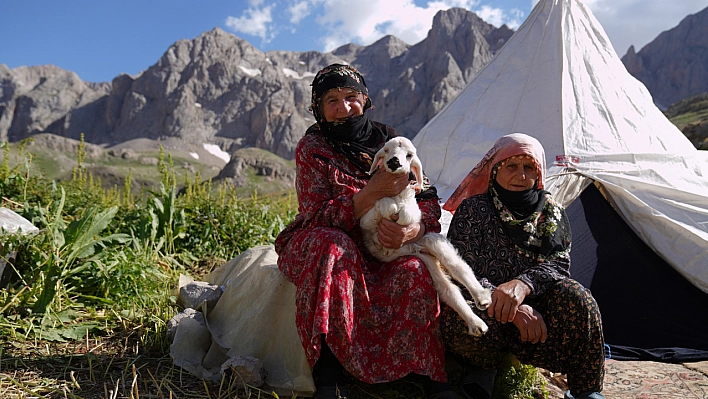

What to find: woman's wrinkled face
left=495, top=156, right=538, bottom=191
left=320, top=88, right=366, bottom=122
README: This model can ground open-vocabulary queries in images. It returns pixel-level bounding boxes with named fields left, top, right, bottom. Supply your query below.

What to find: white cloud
left=314, top=0, right=475, bottom=51
left=225, top=4, right=275, bottom=42
left=235, top=0, right=706, bottom=60
left=310, top=0, right=535, bottom=52
left=475, top=5, right=505, bottom=26
left=288, top=1, right=312, bottom=24
left=475, top=5, right=525, bottom=29
left=584, top=0, right=707, bottom=55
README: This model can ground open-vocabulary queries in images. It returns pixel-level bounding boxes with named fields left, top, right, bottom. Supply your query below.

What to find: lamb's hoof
left=474, top=290, right=492, bottom=311
left=467, top=322, right=489, bottom=337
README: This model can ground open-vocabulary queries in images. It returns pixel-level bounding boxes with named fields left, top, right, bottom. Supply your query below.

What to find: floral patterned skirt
left=277, top=227, right=447, bottom=384
left=440, top=278, right=605, bottom=395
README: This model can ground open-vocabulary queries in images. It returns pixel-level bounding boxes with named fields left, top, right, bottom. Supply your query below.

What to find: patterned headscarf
left=308, top=63, right=388, bottom=173
left=310, top=63, right=372, bottom=125
left=443, top=133, right=546, bottom=212
left=447, top=133, right=570, bottom=261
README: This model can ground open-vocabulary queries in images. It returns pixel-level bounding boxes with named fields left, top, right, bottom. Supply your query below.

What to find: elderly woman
left=440, top=133, right=605, bottom=399
left=275, top=64, right=456, bottom=399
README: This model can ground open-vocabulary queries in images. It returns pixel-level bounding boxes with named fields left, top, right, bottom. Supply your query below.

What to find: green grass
left=492, top=354, right=550, bottom=399
left=665, top=93, right=708, bottom=127
left=668, top=108, right=708, bottom=126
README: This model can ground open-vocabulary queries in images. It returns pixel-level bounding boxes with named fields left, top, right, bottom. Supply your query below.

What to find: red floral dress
left=275, top=124, right=447, bottom=384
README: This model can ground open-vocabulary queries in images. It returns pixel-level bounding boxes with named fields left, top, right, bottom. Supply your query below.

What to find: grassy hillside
left=0, top=135, right=296, bottom=199
left=664, top=92, right=708, bottom=149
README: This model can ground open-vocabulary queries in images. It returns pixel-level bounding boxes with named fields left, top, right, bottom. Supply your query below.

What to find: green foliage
left=12, top=187, right=131, bottom=314
left=0, top=141, right=297, bottom=345
left=0, top=139, right=48, bottom=205
left=177, top=183, right=295, bottom=260
left=664, top=92, right=708, bottom=125
left=492, top=354, right=549, bottom=399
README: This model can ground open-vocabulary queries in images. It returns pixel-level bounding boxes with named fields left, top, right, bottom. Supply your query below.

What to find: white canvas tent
left=413, top=0, right=708, bottom=296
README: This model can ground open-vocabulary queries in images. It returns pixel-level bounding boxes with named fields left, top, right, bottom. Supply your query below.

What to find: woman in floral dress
left=440, top=133, right=606, bottom=399
left=275, top=64, right=457, bottom=399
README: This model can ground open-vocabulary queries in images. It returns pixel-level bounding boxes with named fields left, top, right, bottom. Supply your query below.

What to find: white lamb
left=360, top=136, right=492, bottom=336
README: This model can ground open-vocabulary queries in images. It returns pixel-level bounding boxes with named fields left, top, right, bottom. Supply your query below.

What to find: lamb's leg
left=418, top=234, right=492, bottom=310
left=418, top=253, right=489, bottom=336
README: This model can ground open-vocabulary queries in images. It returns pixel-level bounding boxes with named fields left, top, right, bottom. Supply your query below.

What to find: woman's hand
left=353, top=169, right=411, bottom=219
left=512, top=304, right=547, bottom=344
left=366, top=168, right=411, bottom=199
left=488, top=279, right=531, bottom=323
left=378, top=217, right=424, bottom=248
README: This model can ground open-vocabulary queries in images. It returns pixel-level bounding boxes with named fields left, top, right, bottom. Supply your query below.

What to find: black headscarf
left=309, top=64, right=389, bottom=172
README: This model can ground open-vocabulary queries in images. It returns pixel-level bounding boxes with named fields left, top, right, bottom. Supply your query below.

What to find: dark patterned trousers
left=440, top=278, right=605, bottom=395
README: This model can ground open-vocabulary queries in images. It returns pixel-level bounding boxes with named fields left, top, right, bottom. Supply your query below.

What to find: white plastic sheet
left=0, top=208, right=39, bottom=286
left=170, top=245, right=314, bottom=396
left=0, top=208, right=39, bottom=234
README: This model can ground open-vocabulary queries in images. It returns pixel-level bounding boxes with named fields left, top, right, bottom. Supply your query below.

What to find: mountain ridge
left=621, top=5, right=708, bottom=109
left=1, top=5, right=707, bottom=166
left=0, top=8, right=512, bottom=160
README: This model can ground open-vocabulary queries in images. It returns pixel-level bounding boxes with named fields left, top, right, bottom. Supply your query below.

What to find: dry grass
left=0, top=330, right=283, bottom=399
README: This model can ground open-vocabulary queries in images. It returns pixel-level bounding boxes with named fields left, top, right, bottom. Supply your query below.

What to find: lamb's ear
left=410, top=155, right=424, bottom=190
left=369, top=149, right=386, bottom=175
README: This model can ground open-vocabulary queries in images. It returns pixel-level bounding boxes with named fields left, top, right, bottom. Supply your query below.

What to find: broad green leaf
left=38, top=328, right=65, bottom=342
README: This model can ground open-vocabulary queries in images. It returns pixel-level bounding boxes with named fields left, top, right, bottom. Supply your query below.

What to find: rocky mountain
left=0, top=8, right=513, bottom=160
left=621, top=5, right=708, bottom=109
left=0, top=65, right=111, bottom=143
left=215, top=147, right=296, bottom=190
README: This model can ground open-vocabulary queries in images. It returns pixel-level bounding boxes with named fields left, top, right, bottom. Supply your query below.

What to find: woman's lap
left=278, top=227, right=447, bottom=383
left=441, top=279, right=604, bottom=392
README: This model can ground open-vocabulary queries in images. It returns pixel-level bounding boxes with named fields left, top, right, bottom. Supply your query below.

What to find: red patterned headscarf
left=443, top=133, right=546, bottom=212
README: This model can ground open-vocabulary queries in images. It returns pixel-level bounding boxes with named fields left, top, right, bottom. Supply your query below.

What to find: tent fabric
left=567, top=184, right=708, bottom=361
left=413, top=0, right=708, bottom=293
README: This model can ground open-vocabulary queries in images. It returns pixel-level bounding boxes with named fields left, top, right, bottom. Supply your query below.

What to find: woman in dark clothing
left=440, top=133, right=606, bottom=399
left=275, top=64, right=456, bottom=399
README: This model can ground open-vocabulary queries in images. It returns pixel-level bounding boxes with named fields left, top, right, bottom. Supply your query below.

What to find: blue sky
left=1, top=0, right=706, bottom=83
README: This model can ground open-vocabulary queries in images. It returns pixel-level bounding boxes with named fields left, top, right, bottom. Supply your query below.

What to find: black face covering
left=492, top=179, right=541, bottom=219
left=319, top=113, right=373, bottom=143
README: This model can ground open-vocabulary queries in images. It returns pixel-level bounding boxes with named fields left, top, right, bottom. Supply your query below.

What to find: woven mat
left=541, top=360, right=708, bottom=398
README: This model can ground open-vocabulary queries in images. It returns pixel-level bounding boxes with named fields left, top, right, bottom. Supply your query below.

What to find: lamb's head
left=369, top=137, right=424, bottom=189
